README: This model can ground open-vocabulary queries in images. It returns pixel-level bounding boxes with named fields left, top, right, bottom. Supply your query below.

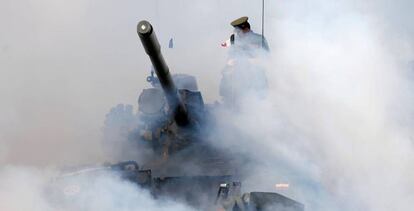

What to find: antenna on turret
left=261, top=0, right=265, bottom=48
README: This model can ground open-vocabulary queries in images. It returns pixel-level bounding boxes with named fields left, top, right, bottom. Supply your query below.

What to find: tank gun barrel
left=137, top=20, right=189, bottom=126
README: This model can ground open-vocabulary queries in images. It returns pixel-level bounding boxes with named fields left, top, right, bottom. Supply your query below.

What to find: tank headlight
left=220, top=183, right=229, bottom=188
left=275, top=183, right=290, bottom=189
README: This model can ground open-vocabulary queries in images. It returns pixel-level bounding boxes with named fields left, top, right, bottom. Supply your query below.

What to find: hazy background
left=1, top=0, right=414, bottom=210
left=0, top=0, right=267, bottom=165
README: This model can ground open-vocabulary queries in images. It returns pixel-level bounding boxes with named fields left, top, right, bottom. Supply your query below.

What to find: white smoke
left=0, top=166, right=194, bottom=211
left=1, top=0, right=414, bottom=210
left=211, top=0, right=414, bottom=210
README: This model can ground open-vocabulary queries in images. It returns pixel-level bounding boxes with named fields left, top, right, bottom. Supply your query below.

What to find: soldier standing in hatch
left=220, top=16, right=269, bottom=108
left=222, top=16, right=269, bottom=59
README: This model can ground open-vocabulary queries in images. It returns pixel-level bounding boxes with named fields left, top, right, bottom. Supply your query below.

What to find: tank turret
left=137, top=20, right=189, bottom=127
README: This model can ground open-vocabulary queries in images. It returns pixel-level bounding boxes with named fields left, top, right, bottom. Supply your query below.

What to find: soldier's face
left=234, top=27, right=242, bottom=35
left=234, top=27, right=249, bottom=36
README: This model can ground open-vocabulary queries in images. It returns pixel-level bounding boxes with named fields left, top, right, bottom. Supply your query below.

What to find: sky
left=1, top=0, right=414, bottom=210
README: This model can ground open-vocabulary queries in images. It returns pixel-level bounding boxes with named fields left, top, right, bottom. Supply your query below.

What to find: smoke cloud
left=0, top=166, right=194, bottom=211
left=1, top=0, right=414, bottom=210
left=211, top=0, right=414, bottom=210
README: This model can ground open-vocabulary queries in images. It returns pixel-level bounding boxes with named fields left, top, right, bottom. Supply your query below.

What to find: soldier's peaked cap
left=231, top=16, right=249, bottom=27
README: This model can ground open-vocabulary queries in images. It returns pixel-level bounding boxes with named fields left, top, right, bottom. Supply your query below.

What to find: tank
left=52, top=20, right=304, bottom=211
